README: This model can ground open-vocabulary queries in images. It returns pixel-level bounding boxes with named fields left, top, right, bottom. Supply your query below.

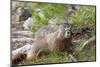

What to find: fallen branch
left=12, top=38, right=35, bottom=43
left=12, top=43, right=33, bottom=64
left=12, top=43, right=32, bottom=54
left=69, top=54, right=77, bottom=62
left=12, top=31, right=34, bottom=38
left=77, top=36, right=96, bottom=52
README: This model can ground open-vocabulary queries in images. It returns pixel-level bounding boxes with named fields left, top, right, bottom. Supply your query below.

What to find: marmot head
left=57, top=23, right=72, bottom=39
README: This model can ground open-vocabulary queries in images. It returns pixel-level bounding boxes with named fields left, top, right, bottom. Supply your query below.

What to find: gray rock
left=19, top=8, right=32, bottom=21
left=23, top=17, right=36, bottom=30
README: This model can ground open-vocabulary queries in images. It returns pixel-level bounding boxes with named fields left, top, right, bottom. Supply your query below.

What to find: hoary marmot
left=27, top=23, right=74, bottom=60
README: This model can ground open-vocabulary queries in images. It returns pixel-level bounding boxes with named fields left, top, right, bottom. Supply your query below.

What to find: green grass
left=75, top=44, right=96, bottom=62
left=19, top=43, right=96, bottom=65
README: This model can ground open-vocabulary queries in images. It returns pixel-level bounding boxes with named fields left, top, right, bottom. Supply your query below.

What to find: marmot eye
left=67, top=31, right=70, bottom=34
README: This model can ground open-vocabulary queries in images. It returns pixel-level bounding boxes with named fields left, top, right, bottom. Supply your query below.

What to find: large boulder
left=23, top=17, right=36, bottom=30
left=19, top=8, right=32, bottom=21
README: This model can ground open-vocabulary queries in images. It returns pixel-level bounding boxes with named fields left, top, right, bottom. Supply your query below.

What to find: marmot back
left=35, top=24, right=58, bottom=40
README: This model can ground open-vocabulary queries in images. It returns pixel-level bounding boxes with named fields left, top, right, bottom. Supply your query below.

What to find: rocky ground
left=11, top=17, right=35, bottom=50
